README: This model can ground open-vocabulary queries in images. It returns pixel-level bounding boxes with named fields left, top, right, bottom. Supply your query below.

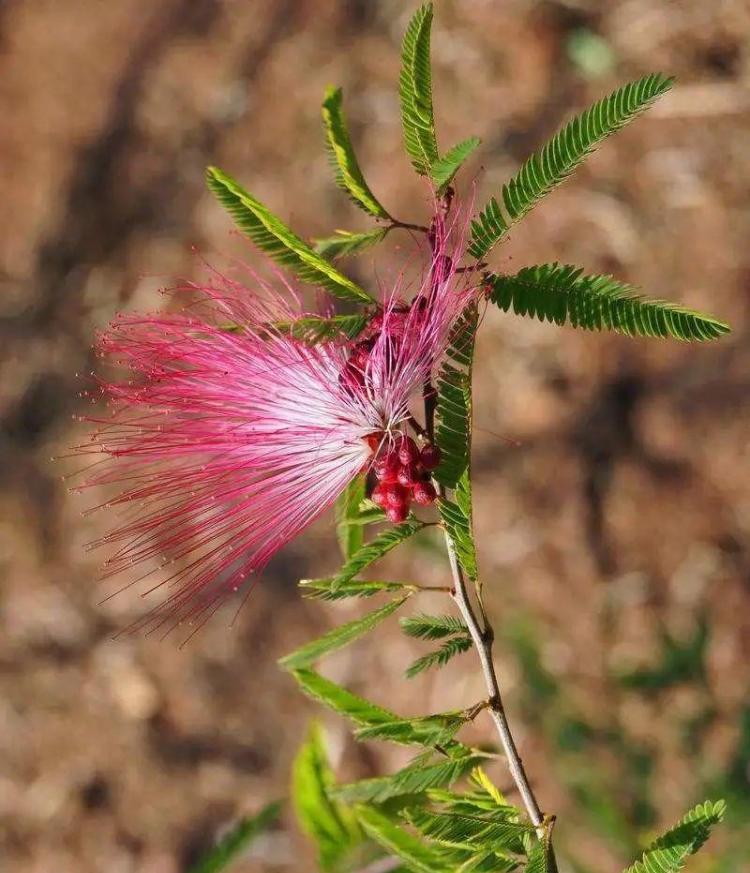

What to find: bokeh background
left=1, top=1, right=748, bottom=871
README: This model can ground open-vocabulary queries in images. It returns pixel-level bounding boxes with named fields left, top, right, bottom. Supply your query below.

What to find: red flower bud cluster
left=370, top=434, right=441, bottom=522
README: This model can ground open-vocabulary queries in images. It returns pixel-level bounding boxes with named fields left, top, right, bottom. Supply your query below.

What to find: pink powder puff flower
left=77, top=214, right=478, bottom=637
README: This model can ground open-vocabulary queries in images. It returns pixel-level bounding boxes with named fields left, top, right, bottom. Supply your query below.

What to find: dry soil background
left=0, top=1, right=748, bottom=872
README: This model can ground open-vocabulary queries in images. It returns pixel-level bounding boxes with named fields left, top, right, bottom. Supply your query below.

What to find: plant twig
left=441, top=522, right=559, bottom=872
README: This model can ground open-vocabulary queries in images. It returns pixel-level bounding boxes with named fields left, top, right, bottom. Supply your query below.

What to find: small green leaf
left=315, top=228, right=389, bottom=260
left=488, top=264, right=730, bottom=341
left=354, top=713, right=467, bottom=747
left=400, top=3, right=439, bottom=175
left=524, top=842, right=550, bottom=873
left=406, top=808, right=531, bottom=852
left=187, top=801, right=281, bottom=873
left=406, top=635, right=473, bottom=678
left=336, top=475, right=366, bottom=560
left=332, top=519, right=425, bottom=590
left=280, top=596, right=410, bottom=670
left=292, top=723, right=362, bottom=873
left=336, top=752, right=485, bottom=804
left=322, top=86, right=391, bottom=219
left=469, top=73, right=674, bottom=259
left=434, top=307, right=477, bottom=489
left=623, top=799, right=726, bottom=873
left=400, top=613, right=469, bottom=641
left=291, top=668, right=395, bottom=726
left=357, top=805, right=451, bottom=873
left=431, top=137, right=481, bottom=194
left=300, top=578, right=412, bottom=601
left=206, top=166, right=373, bottom=304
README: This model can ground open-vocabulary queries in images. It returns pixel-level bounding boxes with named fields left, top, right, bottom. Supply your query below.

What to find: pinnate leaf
left=322, top=86, right=391, bottom=218
left=405, top=635, right=473, bottom=678
left=431, top=137, right=481, bottom=194
left=488, top=264, right=730, bottom=341
left=357, top=805, right=452, bottom=873
left=400, top=4, right=439, bottom=175
left=331, top=520, right=425, bottom=590
left=400, top=613, right=469, bottom=641
left=315, top=228, right=389, bottom=260
left=206, top=166, right=373, bottom=303
left=279, top=596, right=409, bottom=670
left=334, top=752, right=486, bottom=804
left=623, top=799, right=726, bottom=873
left=469, top=73, right=674, bottom=259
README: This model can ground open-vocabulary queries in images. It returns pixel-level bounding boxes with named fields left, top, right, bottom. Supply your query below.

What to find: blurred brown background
left=1, top=1, right=748, bottom=871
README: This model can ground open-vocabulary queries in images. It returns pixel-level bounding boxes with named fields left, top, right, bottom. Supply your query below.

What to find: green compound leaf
left=300, top=578, right=412, bottom=601
left=322, top=86, right=391, bottom=219
left=469, top=73, right=674, bottom=259
left=314, top=228, right=389, bottom=260
left=273, top=313, right=369, bottom=343
left=334, top=752, right=486, bottom=804
left=488, top=264, right=730, bottom=341
left=357, top=805, right=452, bottom=873
left=405, top=634, right=473, bottom=679
left=400, top=3, right=439, bottom=175
left=335, top=474, right=366, bottom=560
left=331, top=519, right=425, bottom=590
left=524, top=842, right=551, bottom=873
left=406, top=808, right=530, bottom=852
left=279, top=596, right=409, bottom=670
left=187, top=801, right=281, bottom=873
left=206, top=166, right=373, bottom=304
left=291, top=669, right=467, bottom=749
left=292, top=668, right=395, bottom=726
left=400, top=614, right=469, bottom=641
left=431, top=136, right=481, bottom=195
left=355, top=713, right=467, bottom=748
left=623, top=799, right=726, bottom=873
left=292, top=723, right=363, bottom=873
left=434, top=307, right=477, bottom=489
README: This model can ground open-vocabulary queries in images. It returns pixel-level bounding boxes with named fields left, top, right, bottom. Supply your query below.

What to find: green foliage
left=431, top=137, right=481, bottom=194
left=468, top=73, right=674, bottom=259
left=406, top=634, right=473, bottom=678
left=434, top=307, right=477, bottom=489
left=488, top=265, right=730, bottom=341
left=291, top=669, right=467, bottom=749
left=187, top=801, right=281, bottom=873
left=314, top=228, right=389, bottom=259
left=400, top=3, right=439, bottom=175
left=273, top=313, right=369, bottom=343
left=335, top=475, right=366, bottom=560
left=331, top=520, right=425, bottom=590
left=300, top=578, right=412, bottom=601
left=399, top=611, right=474, bottom=679
left=205, top=167, right=373, bottom=303
left=406, top=807, right=530, bottom=851
left=291, top=668, right=395, bottom=727
left=401, top=613, right=469, bottom=641
left=439, top=486, right=478, bottom=583
left=524, top=843, right=550, bottom=873
left=355, top=712, right=467, bottom=747
left=357, top=805, right=451, bottom=873
left=322, top=86, right=391, bottom=219
left=279, top=596, right=409, bottom=670
left=623, top=800, right=726, bottom=873
left=334, top=750, right=486, bottom=804
left=292, top=723, right=363, bottom=873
